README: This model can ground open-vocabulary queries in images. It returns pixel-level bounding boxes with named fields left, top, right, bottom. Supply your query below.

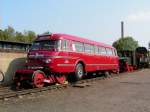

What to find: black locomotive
left=135, top=47, right=149, bottom=68
left=118, top=47, right=149, bottom=72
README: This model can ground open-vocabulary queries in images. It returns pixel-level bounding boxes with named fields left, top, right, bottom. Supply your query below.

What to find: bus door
left=55, top=39, right=68, bottom=72
left=99, top=47, right=107, bottom=70
left=69, top=41, right=84, bottom=69
left=60, top=39, right=74, bottom=72
left=68, top=40, right=79, bottom=63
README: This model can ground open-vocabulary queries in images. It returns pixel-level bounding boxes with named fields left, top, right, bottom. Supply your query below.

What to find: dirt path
left=1, top=69, right=150, bottom=112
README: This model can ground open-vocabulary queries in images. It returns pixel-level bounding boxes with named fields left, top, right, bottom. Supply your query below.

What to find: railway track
left=0, top=70, right=140, bottom=101
left=0, top=84, right=68, bottom=101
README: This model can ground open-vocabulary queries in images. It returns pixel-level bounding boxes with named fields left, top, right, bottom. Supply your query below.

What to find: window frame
left=72, top=41, right=84, bottom=53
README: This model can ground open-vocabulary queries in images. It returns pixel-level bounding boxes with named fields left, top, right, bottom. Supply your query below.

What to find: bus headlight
left=45, top=59, right=52, bottom=64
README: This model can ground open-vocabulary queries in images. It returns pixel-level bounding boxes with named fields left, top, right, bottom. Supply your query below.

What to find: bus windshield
left=30, top=40, right=59, bottom=50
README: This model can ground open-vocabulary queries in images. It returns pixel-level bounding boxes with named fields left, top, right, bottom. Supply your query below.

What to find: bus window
left=73, top=41, right=84, bottom=52
left=31, top=40, right=59, bottom=51
left=72, top=43, right=76, bottom=51
left=114, top=49, right=118, bottom=56
left=111, top=49, right=115, bottom=56
left=85, top=44, right=93, bottom=54
left=91, top=45, right=94, bottom=54
left=106, top=48, right=113, bottom=55
left=99, top=47, right=107, bottom=55
left=62, top=40, right=69, bottom=51
left=94, top=46, right=99, bottom=54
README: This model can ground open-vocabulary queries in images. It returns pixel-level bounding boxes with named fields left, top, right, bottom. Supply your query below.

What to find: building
left=0, top=40, right=31, bottom=85
left=0, top=40, right=31, bottom=52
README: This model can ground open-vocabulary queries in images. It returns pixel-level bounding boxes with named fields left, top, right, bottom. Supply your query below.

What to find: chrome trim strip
left=27, top=66, right=44, bottom=69
left=51, top=56, right=79, bottom=59
left=29, top=55, right=79, bottom=59
left=57, top=63, right=117, bottom=67
left=86, top=64, right=118, bottom=66
left=57, top=64, right=75, bottom=67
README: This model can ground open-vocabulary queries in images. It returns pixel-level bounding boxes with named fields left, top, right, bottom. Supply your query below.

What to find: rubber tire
left=75, top=63, right=84, bottom=80
left=0, top=71, right=4, bottom=83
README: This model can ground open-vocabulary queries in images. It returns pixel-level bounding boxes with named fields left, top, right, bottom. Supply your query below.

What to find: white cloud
left=126, top=11, right=150, bottom=22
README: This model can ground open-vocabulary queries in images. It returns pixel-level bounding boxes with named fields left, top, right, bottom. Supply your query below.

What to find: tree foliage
left=0, top=26, right=37, bottom=43
left=113, top=36, right=139, bottom=51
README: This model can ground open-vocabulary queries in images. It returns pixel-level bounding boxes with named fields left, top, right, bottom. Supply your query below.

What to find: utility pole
left=121, top=21, right=124, bottom=38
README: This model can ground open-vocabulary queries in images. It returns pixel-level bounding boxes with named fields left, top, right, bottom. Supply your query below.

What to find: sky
left=1, top=0, right=150, bottom=47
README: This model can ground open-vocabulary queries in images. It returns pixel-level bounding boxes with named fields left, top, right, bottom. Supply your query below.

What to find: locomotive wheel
left=55, top=74, right=66, bottom=84
left=33, top=70, right=45, bottom=88
left=75, top=63, right=84, bottom=80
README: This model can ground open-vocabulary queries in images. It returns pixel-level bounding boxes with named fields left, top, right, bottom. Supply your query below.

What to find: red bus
left=14, top=33, right=119, bottom=88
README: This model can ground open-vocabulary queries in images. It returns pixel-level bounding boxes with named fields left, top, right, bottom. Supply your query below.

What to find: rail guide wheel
left=55, top=74, right=67, bottom=84
left=32, top=70, right=45, bottom=88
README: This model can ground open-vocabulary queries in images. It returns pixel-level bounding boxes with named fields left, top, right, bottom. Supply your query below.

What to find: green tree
left=24, top=30, right=36, bottom=43
left=0, top=30, right=4, bottom=40
left=15, top=31, right=25, bottom=42
left=0, top=26, right=52, bottom=43
left=113, top=36, right=139, bottom=51
left=3, top=26, right=15, bottom=41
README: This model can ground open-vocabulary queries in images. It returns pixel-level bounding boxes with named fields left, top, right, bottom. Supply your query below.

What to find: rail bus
left=14, top=34, right=119, bottom=88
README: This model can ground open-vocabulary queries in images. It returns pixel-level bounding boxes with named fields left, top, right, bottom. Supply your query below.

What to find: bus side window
left=113, top=49, right=117, bottom=56
left=106, top=48, right=113, bottom=56
left=112, top=49, right=115, bottom=56
left=99, top=47, right=107, bottom=55
left=72, top=43, right=76, bottom=51
left=62, top=40, right=69, bottom=51
left=110, top=49, right=113, bottom=55
left=73, top=41, right=84, bottom=52
left=84, top=44, right=94, bottom=54
left=84, top=44, right=91, bottom=53
left=114, top=49, right=118, bottom=56
left=91, top=45, right=94, bottom=54
left=94, top=46, right=99, bottom=54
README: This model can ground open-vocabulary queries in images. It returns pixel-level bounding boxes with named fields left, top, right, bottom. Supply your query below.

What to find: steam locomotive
left=119, top=47, right=149, bottom=72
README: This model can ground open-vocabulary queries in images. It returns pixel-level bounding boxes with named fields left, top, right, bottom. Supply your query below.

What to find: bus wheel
left=75, top=63, right=84, bottom=80
left=33, top=70, right=45, bottom=88
left=55, top=74, right=66, bottom=84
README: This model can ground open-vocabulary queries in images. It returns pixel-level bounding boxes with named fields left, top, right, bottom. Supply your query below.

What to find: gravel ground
left=1, top=69, right=150, bottom=112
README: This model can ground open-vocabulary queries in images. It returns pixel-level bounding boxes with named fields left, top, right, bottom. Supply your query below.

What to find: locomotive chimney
left=121, top=21, right=124, bottom=38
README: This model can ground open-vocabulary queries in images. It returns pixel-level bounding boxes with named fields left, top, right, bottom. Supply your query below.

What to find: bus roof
left=37, top=33, right=114, bottom=49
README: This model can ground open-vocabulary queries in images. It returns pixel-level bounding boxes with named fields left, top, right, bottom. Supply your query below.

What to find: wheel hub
left=33, top=71, right=45, bottom=88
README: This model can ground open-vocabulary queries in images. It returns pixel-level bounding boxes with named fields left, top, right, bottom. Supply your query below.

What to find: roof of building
left=0, top=40, right=31, bottom=45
